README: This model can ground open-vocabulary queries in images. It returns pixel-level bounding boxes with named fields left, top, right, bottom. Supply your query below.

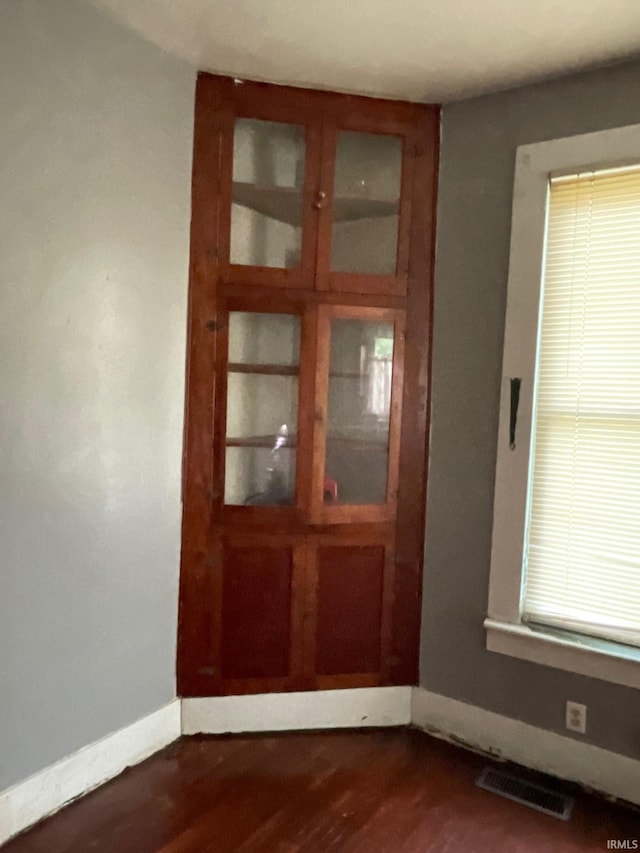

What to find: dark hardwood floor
left=4, top=729, right=638, bottom=852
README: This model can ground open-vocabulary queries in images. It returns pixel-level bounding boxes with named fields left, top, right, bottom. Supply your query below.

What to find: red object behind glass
left=323, top=476, right=338, bottom=503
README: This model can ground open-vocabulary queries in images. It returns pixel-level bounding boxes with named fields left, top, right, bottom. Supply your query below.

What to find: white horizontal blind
left=523, top=164, right=640, bottom=647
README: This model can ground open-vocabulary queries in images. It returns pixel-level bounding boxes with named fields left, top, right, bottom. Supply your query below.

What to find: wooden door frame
left=216, top=77, right=325, bottom=291
left=315, top=111, right=416, bottom=297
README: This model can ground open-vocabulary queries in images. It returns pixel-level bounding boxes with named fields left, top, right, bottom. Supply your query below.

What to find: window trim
left=486, top=123, right=640, bottom=690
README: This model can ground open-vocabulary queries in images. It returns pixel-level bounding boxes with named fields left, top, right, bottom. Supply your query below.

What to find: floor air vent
left=476, top=767, right=574, bottom=820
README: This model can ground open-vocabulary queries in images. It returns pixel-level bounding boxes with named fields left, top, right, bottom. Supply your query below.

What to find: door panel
left=315, top=545, right=385, bottom=676
left=220, top=544, right=293, bottom=680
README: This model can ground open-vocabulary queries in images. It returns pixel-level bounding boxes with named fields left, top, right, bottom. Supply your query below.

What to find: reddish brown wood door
left=177, top=74, right=439, bottom=697
left=208, top=76, right=421, bottom=295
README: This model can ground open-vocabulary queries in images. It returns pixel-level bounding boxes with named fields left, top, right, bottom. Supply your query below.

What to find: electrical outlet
left=566, top=701, right=587, bottom=734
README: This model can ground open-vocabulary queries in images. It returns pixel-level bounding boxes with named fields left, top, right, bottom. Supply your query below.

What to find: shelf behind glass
left=233, top=181, right=398, bottom=226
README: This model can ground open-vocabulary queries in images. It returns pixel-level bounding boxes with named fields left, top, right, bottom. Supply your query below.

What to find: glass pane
left=331, top=131, right=402, bottom=275
left=231, top=118, right=305, bottom=269
left=228, top=312, right=300, bottom=366
left=324, top=318, right=394, bottom=505
left=225, top=445, right=296, bottom=507
left=225, top=312, right=300, bottom=506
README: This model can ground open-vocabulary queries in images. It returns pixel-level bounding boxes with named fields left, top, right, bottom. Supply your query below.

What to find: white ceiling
left=89, top=0, right=640, bottom=102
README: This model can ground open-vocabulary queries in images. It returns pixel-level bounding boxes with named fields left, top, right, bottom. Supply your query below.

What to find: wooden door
left=204, top=76, right=421, bottom=296
left=315, top=104, right=418, bottom=297
left=215, top=78, right=324, bottom=290
left=309, top=305, right=405, bottom=525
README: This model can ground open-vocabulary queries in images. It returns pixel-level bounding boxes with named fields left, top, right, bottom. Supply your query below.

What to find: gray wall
left=0, top=0, right=195, bottom=789
left=423, top=60, right=640, bottom=759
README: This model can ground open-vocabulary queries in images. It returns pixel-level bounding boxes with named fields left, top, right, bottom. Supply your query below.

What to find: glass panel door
left=224, top=312, right=300, bottom=505
left=231, top=119, right=306, bottom=269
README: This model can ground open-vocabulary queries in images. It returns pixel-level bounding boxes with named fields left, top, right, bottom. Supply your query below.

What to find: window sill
left=484, top=618, right=640, bottom=690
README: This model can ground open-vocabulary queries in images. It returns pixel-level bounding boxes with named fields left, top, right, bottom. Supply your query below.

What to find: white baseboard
left=0, top=700, right=181, bottom=846
left=411, top=687, right=640, bottom=807
left=182, top=687, right=412, bottom=735
left=4, top=687, right=638, bottom=844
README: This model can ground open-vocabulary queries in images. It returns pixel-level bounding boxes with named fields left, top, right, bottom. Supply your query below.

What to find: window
left=486, top=124, right=640, bottom=690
